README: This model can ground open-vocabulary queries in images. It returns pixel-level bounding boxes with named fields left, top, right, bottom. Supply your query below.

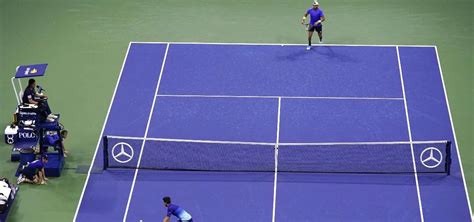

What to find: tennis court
left=74, top=42, right=470, bottom=221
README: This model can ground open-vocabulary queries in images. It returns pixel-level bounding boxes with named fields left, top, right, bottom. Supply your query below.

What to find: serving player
left=301, top=1, right=326, bottom=50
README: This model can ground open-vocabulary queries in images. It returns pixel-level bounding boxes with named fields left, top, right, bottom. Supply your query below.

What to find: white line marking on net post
left=123, top=43, right=170, bottom=222
left=73, top=42, right=133, bottom=222
left=130, top=41, right=436, bottom=48
left=434, top=46, right=473, bottom=218
left=272, top=97, right=282, bottom=222
left=156, top=94, right=404, bottom=101
left=396, top=46, right=424, bottom=222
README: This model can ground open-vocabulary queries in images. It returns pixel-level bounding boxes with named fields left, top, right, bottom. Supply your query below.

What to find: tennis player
left=162, top=196, right=193, bottom=222
left=301, top=1, right=326, bottom=50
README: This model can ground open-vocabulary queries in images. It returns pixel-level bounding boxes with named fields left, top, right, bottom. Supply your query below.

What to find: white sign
left=19, top=132, right=36, bottom=139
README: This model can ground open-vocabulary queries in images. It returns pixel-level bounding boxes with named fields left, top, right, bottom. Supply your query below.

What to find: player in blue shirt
left=45, top=130, right=69, bottom=157
left=17, top=155, right=49, bottom=185
left=162, top=196, right=193, bottom=222
left=301, top=1, right=326, bottom=50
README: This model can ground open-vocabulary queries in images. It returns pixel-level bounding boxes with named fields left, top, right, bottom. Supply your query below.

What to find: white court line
left=106, top=135, right=273, bottom=146
left=396, top=46, right=424, bottom=221
left=122, top=43, right=170, bottom=222
left=434, top=46, right=473, bottom=219
left=280, top=141, right=448, bottom=146
left=131, top=41, right=436, bottom=48
left=73, top=42, right=133, bottom=222
left=157, top=94, right=404, bottom=101
left=272, top=97, right=282, bottom=222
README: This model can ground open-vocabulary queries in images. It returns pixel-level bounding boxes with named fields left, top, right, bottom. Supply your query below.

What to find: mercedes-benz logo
left=420, top=147, right=443, bottom=168
left=112, top=142, right=134, bottom=163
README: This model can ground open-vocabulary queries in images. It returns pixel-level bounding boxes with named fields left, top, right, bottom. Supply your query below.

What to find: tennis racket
left=302, top=23, right=311, bottom=31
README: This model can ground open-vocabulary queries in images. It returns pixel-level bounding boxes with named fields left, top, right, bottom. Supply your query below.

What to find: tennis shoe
left=306, top=46, right=311, bottom=50
left=17, top=175, right=25, bottom=185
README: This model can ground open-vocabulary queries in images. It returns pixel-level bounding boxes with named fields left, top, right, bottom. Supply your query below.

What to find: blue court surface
left=74, top=42, right=471, bottom=222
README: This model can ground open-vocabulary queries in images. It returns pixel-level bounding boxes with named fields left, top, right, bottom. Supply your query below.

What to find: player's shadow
left=275, top=46, right=358, bottom=64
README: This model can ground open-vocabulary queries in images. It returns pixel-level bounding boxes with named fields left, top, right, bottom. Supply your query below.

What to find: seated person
left=22, top=78, right=57, bottom=122
left=44, top=130, right=69, bottom=157
left=17, top=155, right=49, bottom=185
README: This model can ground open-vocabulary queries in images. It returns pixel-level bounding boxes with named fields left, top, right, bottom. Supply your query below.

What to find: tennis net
left=102, top=135, right=451, bottom=174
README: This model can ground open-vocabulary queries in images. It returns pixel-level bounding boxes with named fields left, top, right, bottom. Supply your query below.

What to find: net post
left=103, top=136, right=109, bottom=170
left=445, top=141, right=452, bottom=175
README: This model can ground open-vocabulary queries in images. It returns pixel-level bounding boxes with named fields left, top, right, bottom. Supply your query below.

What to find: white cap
left=313, top=1, right=319, bottom=5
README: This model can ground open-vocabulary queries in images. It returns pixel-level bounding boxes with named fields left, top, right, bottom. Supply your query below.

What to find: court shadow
left=109, top=169, right=450, bottom=186
left=275, top=45, right=359, bottom=63
left=278, top=172, right=450, bottom=186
